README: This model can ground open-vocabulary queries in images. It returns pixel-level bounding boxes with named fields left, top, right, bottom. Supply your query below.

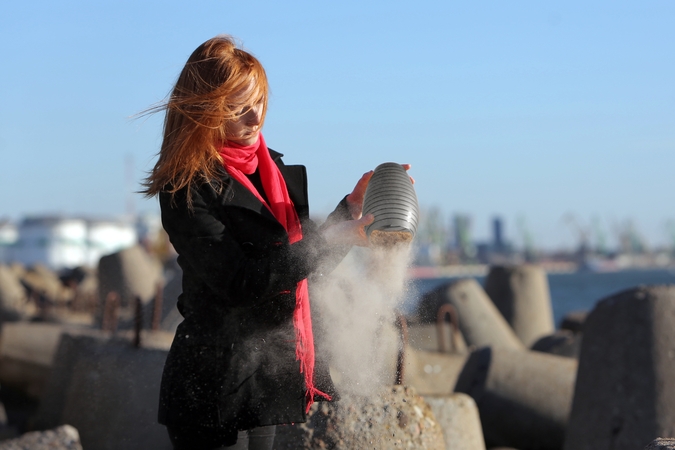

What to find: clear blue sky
left=1, top=1, right=673, bottom=250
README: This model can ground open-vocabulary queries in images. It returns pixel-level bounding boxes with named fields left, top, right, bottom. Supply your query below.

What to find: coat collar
left=215, top=148, right=308, bottom=224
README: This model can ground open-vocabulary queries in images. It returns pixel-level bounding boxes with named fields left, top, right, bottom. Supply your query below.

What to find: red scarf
left=219, top=134, right=330, bottom=413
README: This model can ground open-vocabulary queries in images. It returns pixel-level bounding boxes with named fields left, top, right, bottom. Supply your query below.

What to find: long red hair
left=142, top=35, right=269, bottom=204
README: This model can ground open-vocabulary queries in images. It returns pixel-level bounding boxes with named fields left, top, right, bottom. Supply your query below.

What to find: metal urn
left=362, top=162, right=419, bottom=247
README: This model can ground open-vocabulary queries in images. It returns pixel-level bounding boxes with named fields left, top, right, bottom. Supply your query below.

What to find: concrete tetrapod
left=98, top=245, right=163, bottom=308
left=483, top=264, right=555, bottom=348
left=0, top=265, right=26, bottom=321
left=0, top=322, right=103, bottom=399
left=0, top=424, right=82, bottom=450
left=32, top=333, right=172, bottom=450
left=402, top=346, right=468, bottom=396
left=406, top=322, right=468, bottom=354
left=559, top=310, right=588, bottom=333
left=417, top=279, right=524, bottom=351
left=424, top=393, right=487, bottom=450
left=454, top=347, right=577, bottom=450
left=645, top=439, right=675, bottom=449
left=563, top=286, right=675, bottom=450
left=531, top=329, right=581, bottom=359
left=273, top=386, right=445, bottom=450
left=20, top=264, right=68, bottom=305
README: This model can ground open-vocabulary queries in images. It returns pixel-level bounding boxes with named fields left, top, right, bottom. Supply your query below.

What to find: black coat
left=157, top=149, right=349, bottom=434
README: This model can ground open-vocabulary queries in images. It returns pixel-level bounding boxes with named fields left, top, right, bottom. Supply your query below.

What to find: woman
left=143, top=35, right=375, bottom=449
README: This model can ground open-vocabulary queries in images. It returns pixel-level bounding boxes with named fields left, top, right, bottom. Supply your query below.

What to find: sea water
left=404, top=268, right=675, bottom=327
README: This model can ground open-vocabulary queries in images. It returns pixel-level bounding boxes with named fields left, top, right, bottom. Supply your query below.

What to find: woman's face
left=225, top=81, right=265, bottom=146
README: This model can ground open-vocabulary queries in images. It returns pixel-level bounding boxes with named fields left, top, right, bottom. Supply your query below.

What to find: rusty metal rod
left=102, top=291, right=120, bottom=333
left=133, top=296, right=143, bottom=348
left=395, top=312, right=409, bottom=385
left=436, top=303, right=461, bottom=353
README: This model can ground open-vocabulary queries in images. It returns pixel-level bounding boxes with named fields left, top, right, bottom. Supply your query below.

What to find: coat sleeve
left=320, top=196, right=352, bottom=231
left=304, top=196, right=354, bottom=280
left=160, top=185, right=331, bottom=307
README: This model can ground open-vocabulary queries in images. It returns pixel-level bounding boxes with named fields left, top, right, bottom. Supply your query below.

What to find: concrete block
left=0, top=322, right=102, bottom=398
left=531, top=329, right=581, bottom=359
left=455, top=347, right=577, bottom=450
left=20, top=264, right=69, bottom=305
left=98, top=245, right=163, bottom=307
left=274, top=385, right=445, bottom=450
left=484, top=264, right=555, bottom=347
left=417, top=279, right=524, bottom=350
left=32, top=334, right=172, bottom=450
left=0, top=322, right=64, bottom=368
left=0, top=265, right=27, bottom=320
left=402, top=347, right=467, bottom=396
left=424, top=393, right=486, bottom=450
left=157, top=258, right=182, bottom=333
left=0, top=424, right=81, bottom=450
left=407, top=322, right=443, bottom=351
left=564, top=286, right=675, bottom=450
left=645, top=438, right=675, bottom=449
left=559, top=310, right=587, bottom=333
left=407, top=321, right=468, bottom=354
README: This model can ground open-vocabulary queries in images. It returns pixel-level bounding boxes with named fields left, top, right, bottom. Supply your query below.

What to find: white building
left=5, top=216, right=140, bottom=271
left=0, top=220, right=18, bottom=263
left=136, top=213, right=163, bottom=245
left=14, top=217, right=88, bottom=269
left=86, top=220, right=138, bottom=267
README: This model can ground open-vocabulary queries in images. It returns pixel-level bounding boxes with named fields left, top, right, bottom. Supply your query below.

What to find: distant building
left=3, top=216, right=142, bottom=270
left=492, top=216, right=504, bottom=252
left=0, top=220, right=18, bottom=263
left=453, top=214, right=476, bottom=261
left=136, top=213, right=163, bottom=245
left=12, top=217, right=89, bottom=269
left=86, top=219, right=138, bottom=266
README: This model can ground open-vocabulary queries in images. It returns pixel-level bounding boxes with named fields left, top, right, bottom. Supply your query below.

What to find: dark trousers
left=167, top=425, right=276, bottom=450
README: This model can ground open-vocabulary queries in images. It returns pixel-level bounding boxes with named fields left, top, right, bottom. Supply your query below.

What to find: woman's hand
left=345, top=164, right=414, bottom=219
left=345, top=171, right=373, bottom=219
left=322, top=214, right=374, bottom=247
left=401, top=163, right=415, bottom=184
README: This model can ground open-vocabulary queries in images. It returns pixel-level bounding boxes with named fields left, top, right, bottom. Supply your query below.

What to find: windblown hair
left=142, top=35, right=269, bottom=203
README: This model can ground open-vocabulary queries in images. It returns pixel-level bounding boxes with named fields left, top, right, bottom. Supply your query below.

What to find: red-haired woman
left=143, top=36, right=374, bottom=449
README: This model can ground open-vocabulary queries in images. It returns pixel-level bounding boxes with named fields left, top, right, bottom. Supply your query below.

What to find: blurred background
left=0, top=3, right=674, bottom=446
left=1, top=0, right=674, bottom=274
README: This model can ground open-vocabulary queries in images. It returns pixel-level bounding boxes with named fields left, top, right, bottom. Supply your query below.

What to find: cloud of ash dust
left=311, top=244, right=412, bottom=396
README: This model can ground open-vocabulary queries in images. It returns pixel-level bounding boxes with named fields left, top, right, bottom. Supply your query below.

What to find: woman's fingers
left=346, top=170, right=374, bottom=219
left=351, top=214, right=374, bottom=247
left=355, top=170, right=374, bottom=193
left=401, top=163, right=415, bottom=184
left=351, top=171, right=374, bottom=199
left=353, top=214, right=375, bottom=247
left=357, top=213, right=374, bottom=230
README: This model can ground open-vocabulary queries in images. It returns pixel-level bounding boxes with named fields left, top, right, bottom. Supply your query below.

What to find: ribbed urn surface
left=362, top=162, right=419, bottom=246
